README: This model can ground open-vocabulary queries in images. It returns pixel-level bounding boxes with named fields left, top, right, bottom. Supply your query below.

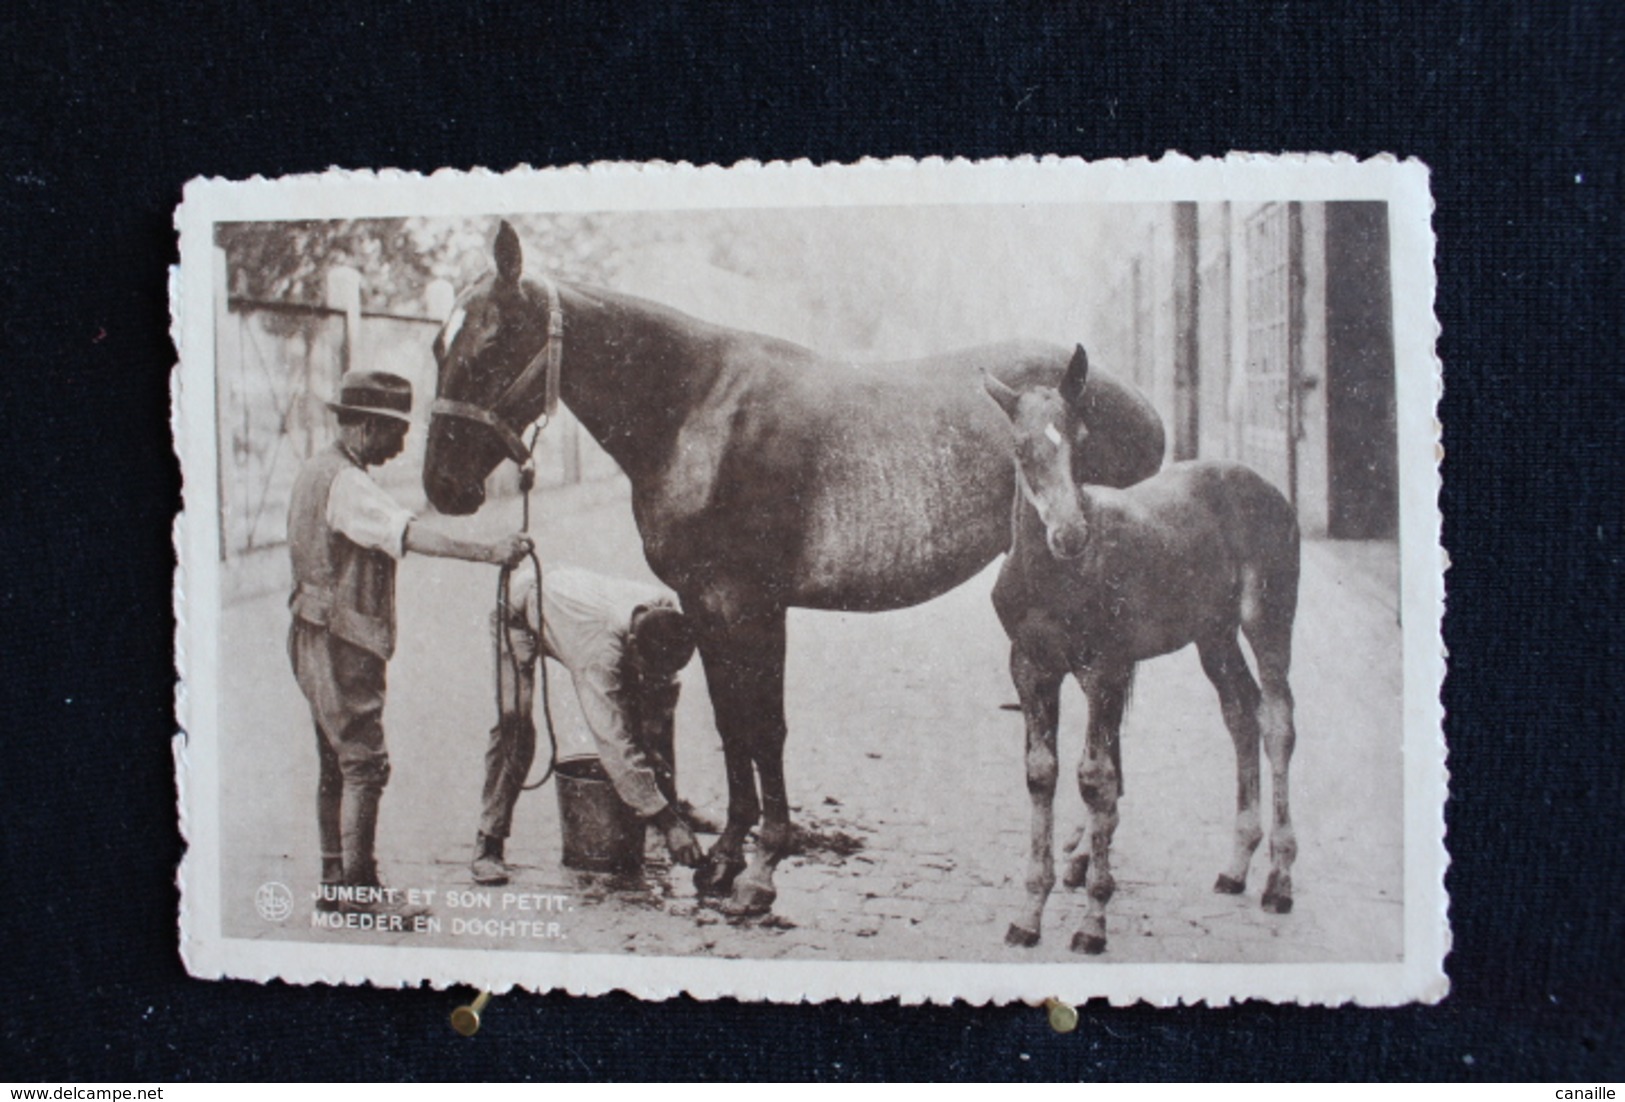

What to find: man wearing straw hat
left=288, top=370, right=532, bottom=926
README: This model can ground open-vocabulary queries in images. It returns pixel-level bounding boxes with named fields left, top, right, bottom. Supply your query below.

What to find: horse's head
left=423, top=221, right=558, bottom=515
left=983, top=344, right=1094, bottom=561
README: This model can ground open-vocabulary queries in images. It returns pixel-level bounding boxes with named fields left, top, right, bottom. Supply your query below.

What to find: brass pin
left=451, top=990, right=493, bottom=1037
left=1044, top=997, right=1079, bottom=1034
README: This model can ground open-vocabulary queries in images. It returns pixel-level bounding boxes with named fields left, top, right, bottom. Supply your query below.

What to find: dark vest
left=287, top=444, right=398, bottom=659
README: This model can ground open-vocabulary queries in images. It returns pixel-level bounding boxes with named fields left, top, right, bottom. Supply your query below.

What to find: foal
left=985, top=345, right=1302, bottom=955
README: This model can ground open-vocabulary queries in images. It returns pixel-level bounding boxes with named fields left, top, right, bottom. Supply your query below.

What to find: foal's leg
left=1249, top=628, right=1298, bottom=915
left=1060, top=822, right=1090, bottom=890
left=1198, top=633, right=1264, bottom=896
left=1062, top=683, right=1127, bottom=891
left=1006, top=645, right=1064, bottom=947
left=1071, top=664, right=1130, bottom=955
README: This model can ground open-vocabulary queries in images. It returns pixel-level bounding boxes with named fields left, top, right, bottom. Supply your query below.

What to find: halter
left=430, top=274, right=564, bottom=466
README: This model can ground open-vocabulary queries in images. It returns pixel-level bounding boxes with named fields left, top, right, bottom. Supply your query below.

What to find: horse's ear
left=494, top=221, right=523, bottom=286
left=982, top=371, right=1021, bottom=419
left=1060, top=344, right=1091, bottom=408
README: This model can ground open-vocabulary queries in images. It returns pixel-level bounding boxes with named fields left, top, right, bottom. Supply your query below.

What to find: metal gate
left=216, top=299, right=348, bottom=559
left=1242, top=202, right=1302, bottom=504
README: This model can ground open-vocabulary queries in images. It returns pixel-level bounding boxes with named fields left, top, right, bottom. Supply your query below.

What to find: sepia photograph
left=173, top=157, right=1445, bottom=1005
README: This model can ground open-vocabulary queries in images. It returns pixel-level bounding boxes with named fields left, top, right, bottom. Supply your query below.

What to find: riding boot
left=317, top=779, right=344, bottom=911
left=471, top=832, right=510, bottom=886
left=340, top=783, right=384, bottom=888
left=337, top=785, right=429, bottom=928
left=317, top=856, right=345, bottom=913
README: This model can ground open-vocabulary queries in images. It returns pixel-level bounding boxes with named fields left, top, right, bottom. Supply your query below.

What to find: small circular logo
left=255, top=881, right=294, bottom=923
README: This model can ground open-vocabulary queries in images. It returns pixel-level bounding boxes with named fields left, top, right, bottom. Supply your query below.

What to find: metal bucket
left=554, top=757, right=645, bottom=872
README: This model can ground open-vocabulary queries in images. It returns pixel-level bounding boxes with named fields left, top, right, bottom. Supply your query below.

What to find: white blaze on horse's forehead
left=441, top=306, right=467, bottom=348
left=1044, top=422, right=1063, bottom=447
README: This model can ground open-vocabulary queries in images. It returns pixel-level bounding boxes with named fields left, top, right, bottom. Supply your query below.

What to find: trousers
left=289, top=622, right=391, bottom=877
left=478, top=675, right=680, bottom=840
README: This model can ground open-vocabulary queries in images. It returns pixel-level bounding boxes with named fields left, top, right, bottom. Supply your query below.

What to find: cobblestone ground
left=216, top=477, right=1404, bottom=965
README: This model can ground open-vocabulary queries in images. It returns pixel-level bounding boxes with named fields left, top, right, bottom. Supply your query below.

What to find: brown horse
left=424, top=222, right=1166, bottom=916
left=984, top=345, right=1301, bottom=954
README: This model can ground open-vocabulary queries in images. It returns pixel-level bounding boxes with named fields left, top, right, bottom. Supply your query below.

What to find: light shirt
left=506, top=566, right=683, bottom=818
left=326, top=463, right=414, bottom=559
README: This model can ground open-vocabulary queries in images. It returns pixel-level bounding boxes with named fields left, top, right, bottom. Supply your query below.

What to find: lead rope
left=493, top=421, right=561, bottom=792
left=487, top=272, right=567, bottom=794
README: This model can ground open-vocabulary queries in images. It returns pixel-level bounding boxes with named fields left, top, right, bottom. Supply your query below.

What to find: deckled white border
left=173, top=154, right=1447, bottom=1005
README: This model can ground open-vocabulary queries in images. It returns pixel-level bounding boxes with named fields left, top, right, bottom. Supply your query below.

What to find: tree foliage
left=214, top=214, right=688, bottom=317
left=215, top=219, right=430, bottom=310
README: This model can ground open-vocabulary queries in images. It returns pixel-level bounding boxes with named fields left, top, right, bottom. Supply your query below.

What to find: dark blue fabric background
left=3, top=0, right=1620, bottom=1082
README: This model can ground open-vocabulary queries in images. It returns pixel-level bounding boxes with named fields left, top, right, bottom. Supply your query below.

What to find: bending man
left=476, top=564, right=705, bottom=884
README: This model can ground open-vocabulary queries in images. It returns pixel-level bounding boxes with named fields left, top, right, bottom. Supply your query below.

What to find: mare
left=984, top=345, right=1301, bottom=954
left=423, top=222, right=1166, bottom=916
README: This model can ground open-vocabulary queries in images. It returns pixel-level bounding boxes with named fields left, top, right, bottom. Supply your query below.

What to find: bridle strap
left=429, top=397, right=531, bottom=464
left=430, top=274, right=565, bottom=461
left=491, top=275, right=563, bottom=426
left=538, top=276, right=563, bottom=420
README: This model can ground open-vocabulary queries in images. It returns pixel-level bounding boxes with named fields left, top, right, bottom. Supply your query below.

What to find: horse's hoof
left=1213, top=873, right=1246, bottom=895
left=1062, top=854, right=1090, bottom=890
left=1005, top=923, right=1041, bottom=948
left=1070, top=930, right=1107, bottom=955
left=694, top=855, right=745, bottom=898
left=1261, top=873, right=1293, bottom=914
left=1261, top=892, right=1293, bottom=914
left=721, top=878, right=777, bottom=917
